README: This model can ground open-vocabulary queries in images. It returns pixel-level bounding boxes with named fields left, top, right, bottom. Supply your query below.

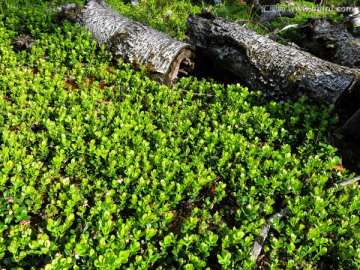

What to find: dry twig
left=251, top=174, right=360, bottom=261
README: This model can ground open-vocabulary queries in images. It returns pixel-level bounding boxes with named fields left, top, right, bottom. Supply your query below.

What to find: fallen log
left=186, top=13, right=360, bottom=109
left=298, top=16, right=360, bottom=68
left=55, top=0, right=195, bottom=85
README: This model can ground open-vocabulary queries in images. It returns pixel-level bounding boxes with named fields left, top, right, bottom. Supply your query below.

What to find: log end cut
left=166, top=47, right=195, bottom=85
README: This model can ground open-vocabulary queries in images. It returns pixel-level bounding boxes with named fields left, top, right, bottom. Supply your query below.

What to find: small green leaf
left=119, top=250, right=130, bottom=264
left=217, top=251, right=231, bottom=266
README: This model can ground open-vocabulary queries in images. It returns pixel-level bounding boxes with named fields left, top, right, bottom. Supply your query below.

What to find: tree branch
left=251, top=207, right=289, bottom=260
left=336, top=175, right=360, bottom=187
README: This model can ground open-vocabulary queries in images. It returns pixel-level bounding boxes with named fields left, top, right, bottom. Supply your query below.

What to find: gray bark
left=251, top=207, right=289, bottom=261
left=57, top=0, right=195, bottom=85
left=298, top=17, right=360, bottom=68
left=186, top=13, right=360, bottom=106
left=336, top=175, right=360, bottom=187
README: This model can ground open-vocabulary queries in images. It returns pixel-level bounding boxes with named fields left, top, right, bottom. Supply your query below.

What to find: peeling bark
left=57, top=0, right=195, bottom=85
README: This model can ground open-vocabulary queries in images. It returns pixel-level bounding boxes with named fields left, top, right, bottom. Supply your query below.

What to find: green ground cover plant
left=0, top=0, right=359, bottom=269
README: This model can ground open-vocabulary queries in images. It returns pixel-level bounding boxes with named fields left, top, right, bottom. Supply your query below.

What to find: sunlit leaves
left=0, top=2, right=359, bottom=269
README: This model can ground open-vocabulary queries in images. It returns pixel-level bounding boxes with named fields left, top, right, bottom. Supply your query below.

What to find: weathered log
left=56, top=0, right=195, bottom=85
left=186, top=13, right=360, bottom=108
left=246, top=0, right=295, bottom=23
left=298, top=16, right=360, bottom=68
